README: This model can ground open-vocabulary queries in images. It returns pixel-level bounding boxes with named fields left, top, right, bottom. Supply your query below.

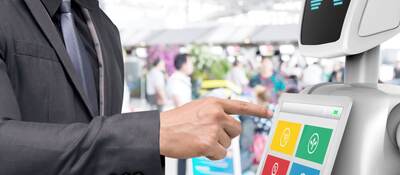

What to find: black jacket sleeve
left=0, top=58, right=163, bottom=175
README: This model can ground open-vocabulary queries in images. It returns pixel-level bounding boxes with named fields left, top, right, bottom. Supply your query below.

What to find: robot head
left=299, top=0, right=400, bottom=58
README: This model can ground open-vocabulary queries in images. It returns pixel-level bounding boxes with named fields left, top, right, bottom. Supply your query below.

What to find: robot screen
left=301, top=0, right=351, bottom=45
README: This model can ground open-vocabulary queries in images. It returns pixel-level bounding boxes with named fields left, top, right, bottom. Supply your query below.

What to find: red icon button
left=262, top=155, right=290, bottom=175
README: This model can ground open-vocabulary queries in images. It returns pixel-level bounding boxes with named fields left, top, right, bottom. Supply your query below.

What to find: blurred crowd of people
left=141, top=49, right=347, bottom=175
left=223, top=53, right=345, bottom=174
left=145, top=54, right=194, bottom=111
left=144, top=53, right=345, bottom=110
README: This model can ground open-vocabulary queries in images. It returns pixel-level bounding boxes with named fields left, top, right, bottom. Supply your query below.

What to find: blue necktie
left=60, top=0, right=99, bottom=115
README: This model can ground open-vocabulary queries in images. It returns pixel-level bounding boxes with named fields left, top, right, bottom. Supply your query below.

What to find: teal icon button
left=296, top=125, right=333, bottom=164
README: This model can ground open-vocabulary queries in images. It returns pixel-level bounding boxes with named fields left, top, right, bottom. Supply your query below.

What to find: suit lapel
left=24, top=0, right=96, bottom=117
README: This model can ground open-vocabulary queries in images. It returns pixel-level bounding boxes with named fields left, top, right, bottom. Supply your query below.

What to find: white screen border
left=256, top=93, right=352, bottom=175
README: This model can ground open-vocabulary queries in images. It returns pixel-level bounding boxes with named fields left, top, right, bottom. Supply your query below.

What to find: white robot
left=299, top=0, right=400, bottom=174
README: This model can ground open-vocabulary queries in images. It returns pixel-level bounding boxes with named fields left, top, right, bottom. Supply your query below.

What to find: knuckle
left=209, top=106, right=223, bottom=116
left=234, top=121, right=242, bottom=134
left=232, top=132, right=241, bottom=138
left=217, top=149, right=228, bottom=160
left=206, top=104, right=223, bottom=115
left=232, top=127, right=242, bottom=138
left=209, top=131, right=218, bottom=141
left=198, top=141, right=210, bottom=155
left=223, top=139, right=232, bottom=148
left=216, top=111, right=226, bottom=120
left=209, top=124, right=218, bottom=133
left=205, top=97, right=218, bottom=104
left=207, top=136, right=217, bottom=146
left=214, top=111, right=226, bottom=121
left=200, top=107, right=224, bottom=121
left=210, top=114, right=220, bottom=123
left=236, top=126, right=242, bottom=136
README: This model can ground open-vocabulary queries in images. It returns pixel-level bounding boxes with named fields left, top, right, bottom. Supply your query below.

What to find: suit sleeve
left=0, top=58, right=163, bottom=174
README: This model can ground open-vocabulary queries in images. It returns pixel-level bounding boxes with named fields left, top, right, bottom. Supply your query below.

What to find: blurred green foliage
left=190, top=45, right=231, bottom=80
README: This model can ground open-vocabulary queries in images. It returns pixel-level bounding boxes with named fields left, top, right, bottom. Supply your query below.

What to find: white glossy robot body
left=299, top=0, right=400, bottom=174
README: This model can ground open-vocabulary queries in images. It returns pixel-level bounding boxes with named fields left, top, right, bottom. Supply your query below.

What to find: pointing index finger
left=218, top=99, right=269, bottom=118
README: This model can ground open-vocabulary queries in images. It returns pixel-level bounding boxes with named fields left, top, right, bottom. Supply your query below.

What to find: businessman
left=0, top=0, right=269, bottom=174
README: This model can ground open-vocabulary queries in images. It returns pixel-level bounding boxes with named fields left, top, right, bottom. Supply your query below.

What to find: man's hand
left=159, top=97, right=269, bottom=160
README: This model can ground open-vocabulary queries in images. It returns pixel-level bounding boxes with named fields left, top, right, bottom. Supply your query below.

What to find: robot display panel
left=301, top=0, right=351, bottom=45
left=256, top=94, right=352, bottom=175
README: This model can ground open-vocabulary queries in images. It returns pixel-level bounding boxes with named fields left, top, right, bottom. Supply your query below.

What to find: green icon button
left=295, top=125, right=333, bottom=164
left=331, top=107, right=342, bottom=118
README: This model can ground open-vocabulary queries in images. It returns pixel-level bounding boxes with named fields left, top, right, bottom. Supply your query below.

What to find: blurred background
left=99, top=0, right=400, bottom=174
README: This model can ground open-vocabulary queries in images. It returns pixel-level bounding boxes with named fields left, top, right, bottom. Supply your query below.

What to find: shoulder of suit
left=0, top=0, right=9, bottom=51
left=92, top=8, right=120, bottom=35
left=0, top=0, right=14, bottom=58
left=0, top=0, right=25, bottom=27
left=0, top=0, right=23, bottom=49
left=0, top=0, right=23, bottom=9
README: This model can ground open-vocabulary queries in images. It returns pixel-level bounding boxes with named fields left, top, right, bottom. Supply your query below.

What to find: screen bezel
left=256, top=93, right=352, bottom=175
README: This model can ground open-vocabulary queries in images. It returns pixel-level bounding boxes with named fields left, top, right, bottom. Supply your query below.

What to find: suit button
left=133, top=172, right=144, bottom=175
left=122, top=172, right=131, bottom=175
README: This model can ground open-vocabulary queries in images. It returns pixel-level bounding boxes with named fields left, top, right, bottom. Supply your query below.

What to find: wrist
left=159, top=126, right=169, bottom=156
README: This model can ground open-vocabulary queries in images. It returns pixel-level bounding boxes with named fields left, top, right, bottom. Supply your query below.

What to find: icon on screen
left=310, top=0, right=344, bottom=11
left=271, top=121, right=302, bottom=155
left=289, top=163, right=320, bottom=175
left=307, top=133, right=320, bottom=154
left=263, top=155, right=290, bottom=175
left=296, top=125, right=333, bottom=164
left=272, top=163, right=279, bottom=175
left=280, top=128, right=291, bottom=147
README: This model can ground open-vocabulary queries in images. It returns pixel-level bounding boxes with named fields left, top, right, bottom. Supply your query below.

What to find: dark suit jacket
left=0, top=0, right=163, bottom=174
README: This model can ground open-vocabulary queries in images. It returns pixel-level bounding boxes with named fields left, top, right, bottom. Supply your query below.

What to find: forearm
left=0, top=111, right=163, bottom=175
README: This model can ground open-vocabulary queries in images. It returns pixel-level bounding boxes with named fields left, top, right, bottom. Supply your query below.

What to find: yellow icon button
left=271, top=120, right=302, bottom=156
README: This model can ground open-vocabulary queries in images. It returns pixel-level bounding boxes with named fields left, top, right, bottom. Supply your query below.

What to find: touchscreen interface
left=257, top=94, right=352, bottom=175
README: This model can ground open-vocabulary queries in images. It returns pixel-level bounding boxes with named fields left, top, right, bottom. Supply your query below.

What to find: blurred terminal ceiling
left=101, top=0, right=302, bottom=46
